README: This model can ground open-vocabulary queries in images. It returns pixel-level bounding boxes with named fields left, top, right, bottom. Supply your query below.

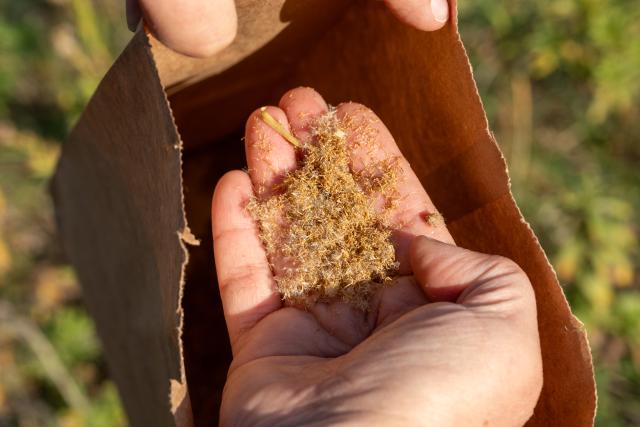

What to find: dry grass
left=248, top=109, right=400, bottom=309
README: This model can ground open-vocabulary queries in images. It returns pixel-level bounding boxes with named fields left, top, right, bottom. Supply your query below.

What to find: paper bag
left=52, top=1, right=596, bottom=425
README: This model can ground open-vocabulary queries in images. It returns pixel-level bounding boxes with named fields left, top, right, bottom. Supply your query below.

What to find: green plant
left=459, top=1, right=640, bottom=424
left=0, top=0, right=128, bottom=425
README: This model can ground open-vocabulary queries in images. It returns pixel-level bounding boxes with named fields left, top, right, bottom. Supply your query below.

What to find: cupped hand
left=211, top=87, right=543, bottom=426
left=126, top=0, right=450, bottom=57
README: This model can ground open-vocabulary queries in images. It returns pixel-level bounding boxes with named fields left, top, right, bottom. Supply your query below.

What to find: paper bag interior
left=155, top=0, right=595, bottom=425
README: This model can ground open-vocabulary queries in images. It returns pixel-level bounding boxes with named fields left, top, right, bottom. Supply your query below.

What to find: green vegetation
left=459, top=1, right=640, bottom=424
left=0, top=0, right=637, bottom=425
left=0, top=0, right=128, bottom=425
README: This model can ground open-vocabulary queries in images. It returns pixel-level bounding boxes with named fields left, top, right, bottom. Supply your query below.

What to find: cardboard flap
left=52, top=31, right=187, bottom=427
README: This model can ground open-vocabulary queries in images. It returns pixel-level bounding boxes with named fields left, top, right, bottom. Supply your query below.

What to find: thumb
left=131, top=0, right=238, bottom=57
left=410, top=236, right=536, bottom=313
left=384, top=0, right=450, bottom=32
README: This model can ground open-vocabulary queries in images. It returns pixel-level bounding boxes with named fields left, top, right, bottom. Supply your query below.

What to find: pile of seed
left=248, top=109, right=399, bottom=309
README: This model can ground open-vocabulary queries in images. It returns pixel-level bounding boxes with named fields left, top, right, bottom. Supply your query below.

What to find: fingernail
left=430, top=0, right=449, bottom=23
left=126, top=0, right=142, bottom=32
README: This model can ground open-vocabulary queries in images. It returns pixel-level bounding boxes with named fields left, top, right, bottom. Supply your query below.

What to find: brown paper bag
left=52, top=1, right=596, bottom=425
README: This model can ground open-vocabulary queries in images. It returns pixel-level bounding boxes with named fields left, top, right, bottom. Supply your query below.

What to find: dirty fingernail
left=126, top=0, right=142, bottom=32
left=430, top=0, right=449, bottom=23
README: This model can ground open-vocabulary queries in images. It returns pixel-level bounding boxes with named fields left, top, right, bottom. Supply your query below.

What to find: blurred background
left=0, top=0, right=637, bottom=426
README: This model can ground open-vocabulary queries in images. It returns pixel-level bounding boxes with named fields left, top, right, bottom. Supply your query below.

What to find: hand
left=126, top=0, right=450, bottom=57
left=211, top=87, right=543, bottom=426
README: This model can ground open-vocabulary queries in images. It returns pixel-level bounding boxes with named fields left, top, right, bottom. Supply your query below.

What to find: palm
left=211, top=88, right=542, bottom=426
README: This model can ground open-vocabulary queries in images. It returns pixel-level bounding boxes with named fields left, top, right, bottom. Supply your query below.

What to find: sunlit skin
left=126, top=0, right=450, bottom=57
left=211, top=87, right=543, bottom=426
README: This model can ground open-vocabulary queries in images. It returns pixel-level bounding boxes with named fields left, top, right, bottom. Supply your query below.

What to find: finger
left=410, top=236, right=536, bottom=313
left=278, top=87, right=329, bottom=143
left=384, top=0, right=449, bottom=32
left=211, top=170, right=281, bottom=351
left=336, top=102, right=455, bottom=274
left=245, top=106, right=297, bottom=199
left=139, top=0, right=237, bottom=57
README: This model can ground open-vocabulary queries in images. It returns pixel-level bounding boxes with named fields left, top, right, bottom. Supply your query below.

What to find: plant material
left=424, top=211, right=444, bottom=227
left=260, top=107, right=301, bottom=147
left=248, top=109, right=399, bottom=309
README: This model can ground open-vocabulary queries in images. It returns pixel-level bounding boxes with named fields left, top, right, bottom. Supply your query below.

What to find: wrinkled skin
left=210, top=87, right=543, bottom=426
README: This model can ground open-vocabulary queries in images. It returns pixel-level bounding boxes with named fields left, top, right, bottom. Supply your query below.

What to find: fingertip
left=244, top=106, right=297, bottom=198
left=384, top=0, right=449, bottom=32
left=335, top=101, right=373, bottom=118
left=278, top=87, right=327, bottom=111
left=430, top=0, right=450, bottom=26
left=246, top=105, right=289, bottom=137
left=213, top=169, right=252, bottom=202
left=180, top=20, right=237, bottom=58
left=140, top=0, right=237, bottom=57
left=278, top=87, right=329, bottom=142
